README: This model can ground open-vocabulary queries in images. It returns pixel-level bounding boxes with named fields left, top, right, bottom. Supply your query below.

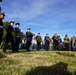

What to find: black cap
left=46, top=33, right=48, bottom=35
left=15, top=23, right=20, bottom=25
left=27, top=27, right=31, bottom=30
left=37, top=32, right=40, bottom=34
left=10, top=20, right=15, bottom=23
left=0, top=12, right=5, bottom=16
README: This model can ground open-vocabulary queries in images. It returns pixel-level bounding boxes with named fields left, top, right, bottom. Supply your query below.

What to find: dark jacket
left=44, top=36, right=50, bottom=44
left=14, top=27, right=20, bottom=35
left=0, top=20, right=3, bottom=36
left=26, top=31, right=33, bottom=41
left=6, top=25, right=14, bottom=38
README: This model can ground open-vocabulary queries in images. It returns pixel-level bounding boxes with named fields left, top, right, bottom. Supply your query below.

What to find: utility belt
left=0, top=26, right=3, bottom=28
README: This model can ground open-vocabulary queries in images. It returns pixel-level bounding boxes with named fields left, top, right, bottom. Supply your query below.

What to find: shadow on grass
left=24, top=62, right=73, bottom=75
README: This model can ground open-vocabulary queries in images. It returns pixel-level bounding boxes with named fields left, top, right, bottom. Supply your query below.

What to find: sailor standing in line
left=36, top=33, right=42, bottom=51
left=25, top=27, right=34, bottom=52
left=44, top=33, right=50, bottom=50
left=14, top=23, right=21, bottom=52
left=0, top=12, right=5, bottom=45
left=3, top=20, right=15, bottom=52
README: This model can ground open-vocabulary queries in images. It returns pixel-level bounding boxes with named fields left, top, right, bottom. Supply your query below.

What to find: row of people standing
left=62, top=34, right=76, bottom=51
left=3, top=20, right=21, bottom=52
left=0, top=12, right=52, bottom=52
left=52, top=33, right=76, bottom=51
left=25, top=28, right=43, bottom=51
left=25, top=31, right=76, bottom=51
left=0, top=12, right=76, bottom=52
left=25, top=28, right=62, bottom=51
left=0, top=12, right=51, bottom=52
left=0, top=12, right=20, bottom=52
left=25, top=28, right=51, bottom=51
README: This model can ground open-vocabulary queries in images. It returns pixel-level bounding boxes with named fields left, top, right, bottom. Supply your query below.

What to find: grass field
left=0, top=49, right=76, bottom=75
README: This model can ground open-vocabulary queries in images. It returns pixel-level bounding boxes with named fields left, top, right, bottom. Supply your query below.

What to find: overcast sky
left=1, top=0, right=76, bottom=40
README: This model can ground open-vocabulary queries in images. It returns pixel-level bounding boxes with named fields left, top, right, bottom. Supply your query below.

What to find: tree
left=0, top=22, right=9, bottom=49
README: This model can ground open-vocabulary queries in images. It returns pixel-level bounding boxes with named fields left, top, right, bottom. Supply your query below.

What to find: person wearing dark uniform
left=74, top=38, right=76, bottom=51
left=25, top=27, right=33, bottom=52
left=64, top=34, right=70, bottom=50
left=14, top=23, right=21, bottom=52
left=44, top=33, right=50, bottom=50
left=52, top=33, right=59, bottom=50
left=0, top=12, right=5, bottom=45
left=36, top=33, right=42, bottom=51
left=3, top=20, right=15, bottom=52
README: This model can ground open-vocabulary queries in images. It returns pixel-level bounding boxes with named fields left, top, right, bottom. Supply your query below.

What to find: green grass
left=0, top=49, right=76, bottom=75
